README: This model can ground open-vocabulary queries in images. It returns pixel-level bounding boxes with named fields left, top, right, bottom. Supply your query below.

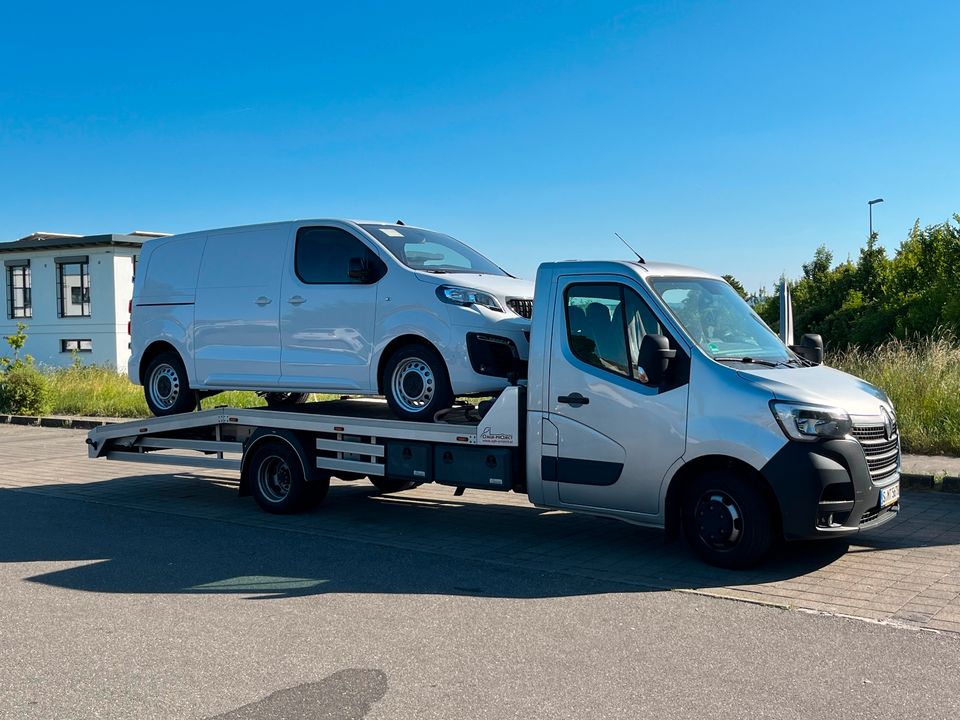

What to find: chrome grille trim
left=851, top=423, right=901, bottom=483
left=507, top=298, right=533, bottom=319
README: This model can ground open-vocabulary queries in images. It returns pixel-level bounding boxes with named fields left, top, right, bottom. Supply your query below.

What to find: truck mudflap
left=760, top=438, right=899, bottom=540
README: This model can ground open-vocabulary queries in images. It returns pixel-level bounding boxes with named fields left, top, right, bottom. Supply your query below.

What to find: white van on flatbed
left=94, top=258, right=901, bottom=567
left=129, top=219, right=533, bottom=420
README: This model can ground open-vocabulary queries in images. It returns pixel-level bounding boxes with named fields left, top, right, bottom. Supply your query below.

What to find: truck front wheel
left=682, top=470, right=776, bottom=569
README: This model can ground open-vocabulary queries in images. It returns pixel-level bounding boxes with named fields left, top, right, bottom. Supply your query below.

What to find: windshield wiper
left=714, top=356, right=783, bottom=368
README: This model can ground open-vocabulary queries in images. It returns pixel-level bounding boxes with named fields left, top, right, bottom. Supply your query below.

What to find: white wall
left=0, top=246, right=138, bottom=370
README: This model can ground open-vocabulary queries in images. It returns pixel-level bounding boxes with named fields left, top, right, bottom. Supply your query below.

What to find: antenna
left=614, top=232, right=645, bottom=263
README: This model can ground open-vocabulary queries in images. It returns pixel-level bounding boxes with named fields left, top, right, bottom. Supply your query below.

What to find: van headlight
left=437, top=286, right=503, bottom=312
left=770, top=401, right=852, bottom=441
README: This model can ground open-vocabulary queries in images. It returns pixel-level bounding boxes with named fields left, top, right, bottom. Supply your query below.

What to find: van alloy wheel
left=391, top=357, right=436, bottom=413
left=148, top=363, right=181, bottom=411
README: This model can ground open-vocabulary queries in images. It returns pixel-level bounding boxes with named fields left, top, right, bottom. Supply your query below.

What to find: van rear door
left=193, top=226, right=285, bottom=388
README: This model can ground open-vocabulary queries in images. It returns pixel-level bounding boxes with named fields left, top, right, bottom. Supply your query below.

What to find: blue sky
left=1, top=1, right=957, bottom=292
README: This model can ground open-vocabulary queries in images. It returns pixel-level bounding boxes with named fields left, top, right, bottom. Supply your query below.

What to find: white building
left=0, top=231, right=167, bottom=370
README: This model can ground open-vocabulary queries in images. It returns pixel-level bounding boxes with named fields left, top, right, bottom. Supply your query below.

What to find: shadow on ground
left=0, top=470, right=888, bottom=600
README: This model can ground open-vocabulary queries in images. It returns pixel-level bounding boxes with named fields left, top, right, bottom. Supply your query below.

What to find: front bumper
left=760, top=438, right=900, bottom=540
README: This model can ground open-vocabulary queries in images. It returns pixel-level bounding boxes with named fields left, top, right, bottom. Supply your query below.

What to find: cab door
left=279, top=224, right=387, bottom=391
left=546, top=275, right=689, bottom=515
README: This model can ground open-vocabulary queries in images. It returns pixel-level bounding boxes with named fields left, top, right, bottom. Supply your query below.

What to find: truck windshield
left=360, top=224, right=508, bottom=276
left=649, top=277, right=794, bottom=365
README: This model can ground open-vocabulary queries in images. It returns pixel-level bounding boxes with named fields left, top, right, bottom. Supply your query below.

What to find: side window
left=565, top=283, right=663, bottom=381
left=295, top=226, right=386, bottom=284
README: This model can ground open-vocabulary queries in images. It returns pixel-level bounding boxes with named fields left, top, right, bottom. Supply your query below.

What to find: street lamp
left=868, top=198, right=884, bottom=238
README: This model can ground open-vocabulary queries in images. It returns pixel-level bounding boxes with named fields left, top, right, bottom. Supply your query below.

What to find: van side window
left=565, top=283, right=663, bottom=381
left=295, top=227, right=386, bottom=284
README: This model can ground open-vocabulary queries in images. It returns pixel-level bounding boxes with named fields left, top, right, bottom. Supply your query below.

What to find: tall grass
left=44, top=365, right=271, bottom=418
left=832, top=333, right=960, bottom=456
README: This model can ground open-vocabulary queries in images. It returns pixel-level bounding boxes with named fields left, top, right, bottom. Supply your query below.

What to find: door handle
left=557, top=393, right=589, bottom=407
left=255, top=296, right=272, bottom=306
left=288, top=296, right=306, bottom=306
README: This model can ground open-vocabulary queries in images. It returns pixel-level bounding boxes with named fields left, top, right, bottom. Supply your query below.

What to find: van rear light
left=127, top=299, right=132, bottom=335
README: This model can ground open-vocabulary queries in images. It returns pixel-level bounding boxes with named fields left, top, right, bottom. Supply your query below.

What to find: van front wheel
left=143, top=351, right=196, bottom=416
left=382, top=344, right=454, bottom=422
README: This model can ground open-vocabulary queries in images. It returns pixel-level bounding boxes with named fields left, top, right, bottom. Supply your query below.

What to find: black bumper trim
left=760, top=438, right=899, bottom=540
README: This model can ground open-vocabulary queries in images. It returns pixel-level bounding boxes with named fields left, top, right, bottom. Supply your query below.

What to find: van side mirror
left=348, top=257, right=369, bottom=282
left=637, top=334, right=676, bottom=385
left=790, top=333, right=824, bottom=365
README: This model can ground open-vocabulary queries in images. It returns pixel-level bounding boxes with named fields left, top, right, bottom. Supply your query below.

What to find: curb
left=0, top=414, right=117, bottom=430
left=3, top=413, right=960, bottom=494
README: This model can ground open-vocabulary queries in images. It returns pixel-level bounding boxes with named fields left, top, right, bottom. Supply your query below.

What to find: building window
left=60, top=339, right=92, bottom=353
left=56, top=256, right=91, bottom=317
left=5, top=260, right=32, bottom=319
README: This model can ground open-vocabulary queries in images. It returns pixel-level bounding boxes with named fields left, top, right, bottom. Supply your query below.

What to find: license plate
left=880, top=482, right=900, bottom=507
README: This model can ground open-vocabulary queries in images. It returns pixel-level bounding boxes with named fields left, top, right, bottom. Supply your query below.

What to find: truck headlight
left=437, top=286, right=503, bottom=312
left=770, top=401, right=852, bottom=442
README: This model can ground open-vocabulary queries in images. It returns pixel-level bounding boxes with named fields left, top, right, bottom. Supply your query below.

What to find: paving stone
left=2, top=424, right=960, bottom=635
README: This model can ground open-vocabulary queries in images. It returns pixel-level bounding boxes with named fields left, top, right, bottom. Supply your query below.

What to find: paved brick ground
left=1, top=424, right=959, bottom=635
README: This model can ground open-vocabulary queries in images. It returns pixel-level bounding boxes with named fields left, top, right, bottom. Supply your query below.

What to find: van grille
left=851, top=422, right=900, bottom=483
left=507, top=298, right=533, bottom=319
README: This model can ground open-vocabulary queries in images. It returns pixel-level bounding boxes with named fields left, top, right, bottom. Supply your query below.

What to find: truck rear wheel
left=382, top=343, right=454, bottom=422
left=247, top=441, right=328, bottom=514
left=682, top=470, right=775, bottom=569
left=143, top=351, right=197, bottom=416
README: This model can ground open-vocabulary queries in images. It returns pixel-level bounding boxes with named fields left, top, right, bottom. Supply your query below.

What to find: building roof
left=0, top=233, right=150, bottom=254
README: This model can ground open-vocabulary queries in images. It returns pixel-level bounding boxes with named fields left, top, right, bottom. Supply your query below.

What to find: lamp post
left=868, top=198, right=884, bottom=239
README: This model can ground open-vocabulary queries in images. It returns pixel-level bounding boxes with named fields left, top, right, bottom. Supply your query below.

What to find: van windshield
left=649, top=276, right=794, bottom=365
left=360, top=224, right=508, bottom=276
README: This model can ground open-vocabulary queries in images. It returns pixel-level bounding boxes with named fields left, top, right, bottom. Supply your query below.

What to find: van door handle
left=557, top=393, right=589, bottom=407
left=288, top=296, right=306, bottom=306
left=255, top=296, right=271, bottom=306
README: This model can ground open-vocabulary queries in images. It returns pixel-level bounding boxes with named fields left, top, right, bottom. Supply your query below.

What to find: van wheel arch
left=139, top=341, right=184, bottom=385
left=376, top=335, right=449, bottom=395
left=664, top=456, right=782, bottom=541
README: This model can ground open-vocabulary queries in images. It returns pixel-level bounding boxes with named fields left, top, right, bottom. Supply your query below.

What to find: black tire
left=143, top=351, right=197, bottom=416
left=260, top=392, right=311, bottom=408
left=382, top=343, right=454, bottom=422
left=247, top=441, right=328, bottom=514
left=682, top=470, right=776, bottom=569
left=369, top=476, right=417, bottom=494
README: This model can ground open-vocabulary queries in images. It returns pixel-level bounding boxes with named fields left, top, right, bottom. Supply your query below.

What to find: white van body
left=130, top=220, right=533, bottom=417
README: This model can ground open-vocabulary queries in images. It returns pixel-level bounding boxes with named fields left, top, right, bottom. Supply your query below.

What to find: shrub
left=0, top=365, right=51, bottom=415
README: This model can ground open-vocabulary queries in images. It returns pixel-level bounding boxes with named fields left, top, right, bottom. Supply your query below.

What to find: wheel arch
left=663, top=455, right=783, bottom=540
left=139, top=341, right=185, bottom=385
left=239, top=428, right=314, bottom=497
left=375, top=334, right=449, bottom=394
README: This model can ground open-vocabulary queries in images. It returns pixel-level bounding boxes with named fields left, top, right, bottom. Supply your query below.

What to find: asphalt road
left=1, top=490, right=957, bottom=720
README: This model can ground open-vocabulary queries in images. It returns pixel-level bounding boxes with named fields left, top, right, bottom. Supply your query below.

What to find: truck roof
left=540, top=259, right=723, bottom=281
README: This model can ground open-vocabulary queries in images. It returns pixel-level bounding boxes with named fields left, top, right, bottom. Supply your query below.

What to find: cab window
left=295, top=226, right=386, bottom=284
left=565, top=283, right=664, bottom=380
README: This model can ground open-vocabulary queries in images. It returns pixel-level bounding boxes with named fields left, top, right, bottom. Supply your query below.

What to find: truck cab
left=524, top=260, right=900, bottom=566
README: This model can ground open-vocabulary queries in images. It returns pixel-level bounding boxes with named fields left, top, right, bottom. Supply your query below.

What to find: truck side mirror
left=790, top=333, right=824, bottom=365
left=348, top=257, right=369, bottom=282
left=637, top=334, right=676, bottom=385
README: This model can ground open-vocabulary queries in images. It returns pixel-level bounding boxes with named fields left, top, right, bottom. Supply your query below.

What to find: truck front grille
left=851, top=422, right=900, bottom=483
left=507, top=298, right=533, bottom=319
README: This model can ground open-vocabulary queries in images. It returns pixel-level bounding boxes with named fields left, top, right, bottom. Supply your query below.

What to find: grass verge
left=833, top=335, right=960, bottom=456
